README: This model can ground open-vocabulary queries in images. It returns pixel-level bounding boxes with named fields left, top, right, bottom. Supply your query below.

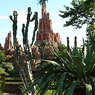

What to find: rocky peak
left=0, top=43, right=4, bottom=50
left=36, top=3, right=61, bottom=44
left=4, top=31, right=23, bottom=55
left=4, top=32, right=13, bottom=51
left=31, top=3, right=62, bottom=69
left=42, top=3, right=47, bottom=18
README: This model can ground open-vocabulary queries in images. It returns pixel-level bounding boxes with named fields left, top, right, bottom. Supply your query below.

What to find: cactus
left=31, top=12, right=38, bottom=46
left=74, top=36, right=77, bottom=48
left=67, top=37, right=70, bottom=51
left=67, top=36, right=79, bottom=56
left=10, top=7, right=38, bottom=95
left=10, top=11, right=18, bottom=49
left=73, top=36, right=79, bottom=56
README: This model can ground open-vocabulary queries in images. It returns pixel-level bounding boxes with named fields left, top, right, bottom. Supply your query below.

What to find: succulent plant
left=23, top=37, right=95, bottom=95
left=10, top=7, right=38, bottom=95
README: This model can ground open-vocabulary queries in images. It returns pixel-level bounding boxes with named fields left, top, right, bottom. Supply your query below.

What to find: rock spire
left=36, top=3, right=61, bottom=44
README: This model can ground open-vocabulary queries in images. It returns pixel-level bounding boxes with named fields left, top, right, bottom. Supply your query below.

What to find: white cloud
left=9, top=8, right=27, bottom=25
left=18, top=9, right=27, bottom=25
left=9, top=8, right=14, bottom=13
left=51, top=13, right=58, bottom=17
left=52, top=19, right=63, bottom=27
left=9, top=8, right=42, bottom=25
left=0, top=16, right=8, bottom=19
left=50, top=12, right=63, bottom=28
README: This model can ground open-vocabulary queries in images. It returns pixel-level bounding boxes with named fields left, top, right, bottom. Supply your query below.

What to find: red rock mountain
left=36, top=3, right=61, bottom=43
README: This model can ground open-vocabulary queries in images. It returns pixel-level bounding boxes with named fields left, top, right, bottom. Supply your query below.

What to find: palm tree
left=38, top=0, right=48, bottom=4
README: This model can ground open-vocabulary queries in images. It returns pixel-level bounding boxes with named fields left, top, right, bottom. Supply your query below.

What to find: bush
left=0, top=62, right=14, bottom=75
left=0, top=67, right=6, bottom=75
left=0, top=75, right=5, bottom=93
left=0, top=50, right=6, bottom=64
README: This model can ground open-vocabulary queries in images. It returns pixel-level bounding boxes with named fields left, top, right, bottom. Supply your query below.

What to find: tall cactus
left=10, top=11, right=18, bottom=49
left=74, top=36, right=77, bottom=48
left=67, top=37, right=70, bottom=51
left=31, top=12, right=38, bottom=46
left=10, top=7, right=38, bottom=95
left=73, top=36, right=79, bottom=56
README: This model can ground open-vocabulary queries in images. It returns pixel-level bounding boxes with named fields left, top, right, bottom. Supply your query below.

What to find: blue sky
left=0, top=0, right=86, bottom=47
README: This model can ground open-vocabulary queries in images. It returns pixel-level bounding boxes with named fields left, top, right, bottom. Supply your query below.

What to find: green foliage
left=20, top=85, right=28, bottom=95
left=23, top=37, right=95, bottom=95
left=0, top=62, right=14, bottom=75
left=59, top=0, right=95, bottom=28
left=86, top=20, right=95, bottom=53
left=31, top=12, right=38, bottom=46
left=38, top=0, right=48, bottom=5
left=9, top=1, right=95, bottom=95
left=36, top=88, right=55, bottom=95
left=22, top=7, right=32, bottom=47
left=0, top=50, right=7, bottom=75
left=0, top=67, right=6, bottom=75
left=10, top=7, right=38, bottom=95
left=67, top=37, right=70, bottom=51
left=0, top=75, right=5, bottom=93
left=10, top=11, right=18, bottom=48
left=0, top=50, right=6, bottom=64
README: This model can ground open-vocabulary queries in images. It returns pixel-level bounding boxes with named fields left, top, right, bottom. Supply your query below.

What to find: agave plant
left=23, top=37, right=95, bottom=95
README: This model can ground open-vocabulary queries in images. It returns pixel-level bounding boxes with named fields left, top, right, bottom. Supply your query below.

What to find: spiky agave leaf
left=64, top=80, right=78, bottom=95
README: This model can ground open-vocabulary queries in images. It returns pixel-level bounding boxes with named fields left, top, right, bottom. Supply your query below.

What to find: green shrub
left=0, top=50, right=6, bottom=64
left=0, top=75, right=5, bottom=93
left=0, top=62, right=14, bottom=75
left=0, top=67, right=6, bottom=75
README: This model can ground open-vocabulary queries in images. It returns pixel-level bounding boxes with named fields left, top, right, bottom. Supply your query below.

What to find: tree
left=59, top=0, right=95, bottom=28
left=38, top=0, right=48, bottom=4
left=38, top=0, right=95, bottom=28
left=0, top=50, right=6, bottom=64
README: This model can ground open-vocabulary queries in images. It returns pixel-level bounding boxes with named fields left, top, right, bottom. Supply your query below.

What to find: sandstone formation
left=1, top=31, right=23, bottom=64
left=4, top=32, right=14, bottom=56
left=36, top=3, right=61, bottom=44
left=31, top=3, right=62, bottom=68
